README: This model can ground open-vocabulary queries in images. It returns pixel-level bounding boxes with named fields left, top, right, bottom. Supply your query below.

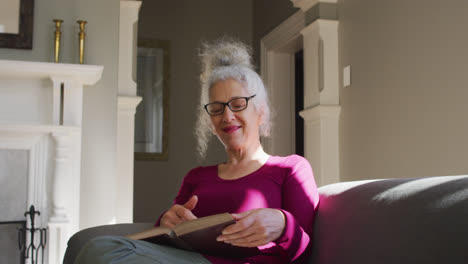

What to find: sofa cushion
left=310, top=175, right=468, bottom=264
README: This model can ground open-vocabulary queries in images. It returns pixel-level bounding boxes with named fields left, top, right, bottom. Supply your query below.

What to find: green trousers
left=75, top=236, right=211, bottom=264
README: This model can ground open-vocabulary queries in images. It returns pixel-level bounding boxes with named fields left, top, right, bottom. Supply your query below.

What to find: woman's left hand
left=217, top=208, right=285, bottom=247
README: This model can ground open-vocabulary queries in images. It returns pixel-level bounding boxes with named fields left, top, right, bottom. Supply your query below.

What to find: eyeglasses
left=204, top=95, right=256, bottom=116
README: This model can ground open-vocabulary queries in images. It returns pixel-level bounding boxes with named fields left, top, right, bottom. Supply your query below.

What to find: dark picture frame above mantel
left=0, top=0, right=34, bottom=49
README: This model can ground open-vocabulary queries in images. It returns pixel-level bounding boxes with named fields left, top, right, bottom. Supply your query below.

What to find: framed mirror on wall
left=134, top=39, right=170, bottom=161
left=0, top=0, right=34, bottom=49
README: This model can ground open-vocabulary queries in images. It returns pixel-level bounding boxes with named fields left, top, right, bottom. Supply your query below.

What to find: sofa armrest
left=63, top=223, right=153, bottom=264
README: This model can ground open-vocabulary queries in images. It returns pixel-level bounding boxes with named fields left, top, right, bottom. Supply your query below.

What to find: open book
left=126, top=212, right=260, bottom=258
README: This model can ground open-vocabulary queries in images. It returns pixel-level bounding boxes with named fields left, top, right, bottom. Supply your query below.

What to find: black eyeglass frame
left=204, top=94, right=256, bottom=116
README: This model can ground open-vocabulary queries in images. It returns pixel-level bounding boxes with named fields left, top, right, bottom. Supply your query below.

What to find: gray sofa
left=64, top=175, right=468, bottom=263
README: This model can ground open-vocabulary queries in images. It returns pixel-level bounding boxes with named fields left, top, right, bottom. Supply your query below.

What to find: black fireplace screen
left=0, top=205, right=47, bottom=264
left=18, top=205, right=47, bottom=264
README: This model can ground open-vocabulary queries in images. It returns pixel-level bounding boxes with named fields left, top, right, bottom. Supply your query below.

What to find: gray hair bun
left=199, top=38, right=253, bottom=83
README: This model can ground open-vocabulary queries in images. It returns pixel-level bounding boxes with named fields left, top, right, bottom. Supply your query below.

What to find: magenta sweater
left=159, top=155, right=319, bottom=264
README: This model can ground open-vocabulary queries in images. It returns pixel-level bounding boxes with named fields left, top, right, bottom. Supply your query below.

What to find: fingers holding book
left=160, top=195, right=199, bottom=228
left=217, top=208, right=286, bottom=248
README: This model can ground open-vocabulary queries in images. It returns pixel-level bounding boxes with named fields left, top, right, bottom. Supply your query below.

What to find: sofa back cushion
left=310, top=175, right=468, bottom=264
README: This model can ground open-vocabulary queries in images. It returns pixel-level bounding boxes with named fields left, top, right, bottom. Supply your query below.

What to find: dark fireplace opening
left=0, top=221, right=26, bottom=264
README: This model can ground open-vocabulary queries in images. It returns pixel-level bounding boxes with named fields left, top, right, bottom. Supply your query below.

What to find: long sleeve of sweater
left=273, top=156, right=319, bottom=262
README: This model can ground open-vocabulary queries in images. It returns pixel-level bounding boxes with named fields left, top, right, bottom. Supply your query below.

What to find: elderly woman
left=76, top=38, right=319, bottom=264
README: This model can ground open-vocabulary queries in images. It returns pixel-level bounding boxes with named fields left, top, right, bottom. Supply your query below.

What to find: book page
left=126, top=226, right=172, bottom=240
left=173, top=213, right=234, bottom=236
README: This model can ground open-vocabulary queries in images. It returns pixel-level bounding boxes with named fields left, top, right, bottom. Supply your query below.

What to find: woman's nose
left=222, top=106, right=235, bottom=121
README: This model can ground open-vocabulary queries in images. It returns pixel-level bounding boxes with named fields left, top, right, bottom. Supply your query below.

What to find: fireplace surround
left=0, top=59, right=103, bottom=264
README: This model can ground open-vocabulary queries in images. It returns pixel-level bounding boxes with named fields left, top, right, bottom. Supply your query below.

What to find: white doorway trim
left=261, top=10, right=305, bottom=156
left=261, top=7, right=341, bottom=186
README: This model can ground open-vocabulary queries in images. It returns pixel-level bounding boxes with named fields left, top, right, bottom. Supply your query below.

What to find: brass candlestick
left=53, top=19, right=64, bottom=63
left=77, top=20, right=87, bottom=64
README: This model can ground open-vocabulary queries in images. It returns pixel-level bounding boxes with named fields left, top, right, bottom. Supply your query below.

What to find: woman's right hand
left=160, top=195, right=198, bottom=228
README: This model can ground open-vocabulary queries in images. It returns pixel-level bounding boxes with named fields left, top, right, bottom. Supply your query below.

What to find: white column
left=50, top=132, right=70, bottom=222
left=319, top=20, right=339, bottom=105
left=116, top=96, right=141, bottom=223
left=300, top=105, right=340, bottom=186
left=118, top=0, right=141, bottom=97
left=48, top=131, right=71, bottom=264
left=300, top=19, right=341, bottom=186
left=116, top=0, right=142, bottom=223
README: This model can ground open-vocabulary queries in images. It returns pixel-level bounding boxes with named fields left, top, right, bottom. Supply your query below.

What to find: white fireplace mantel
left=0, top=59, right=103, bottom=84
left=0, top=59, right=103, bottom=127
left=0, top=59, right=103, bottom=264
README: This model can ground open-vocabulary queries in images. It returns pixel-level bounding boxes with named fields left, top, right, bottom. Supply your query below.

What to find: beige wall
left=0, top=0, right=74, bottom=61
left=339, top=0, right=468, bottom=181
left=73, top=0, right=120, bottom=229
left=134, top=0, right=253, bottom=222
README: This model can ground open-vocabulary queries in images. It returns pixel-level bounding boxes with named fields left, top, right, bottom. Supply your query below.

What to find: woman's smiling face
left=209, top=79, right=262, bottom=151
